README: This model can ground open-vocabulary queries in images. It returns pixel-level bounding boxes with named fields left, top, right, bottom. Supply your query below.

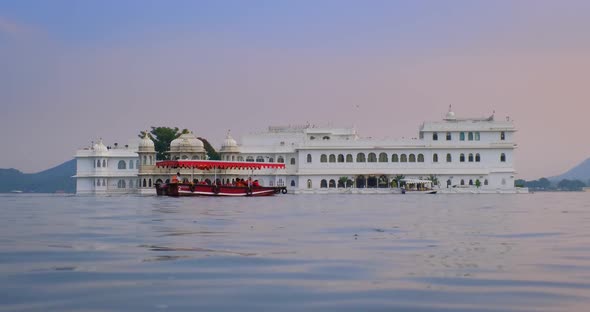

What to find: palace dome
left=445, top=110, right=456, bottom=120
left=221, top=131, right=239, bottom=153
left=93, top=139, right=108, bottom=153
left=139, top=132, right=155, bottom=151
left=170, top=132, right=205, bottom=153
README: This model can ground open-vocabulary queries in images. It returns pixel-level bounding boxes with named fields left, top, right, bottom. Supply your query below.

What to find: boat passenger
left=252, top=180, right=260, bottom=187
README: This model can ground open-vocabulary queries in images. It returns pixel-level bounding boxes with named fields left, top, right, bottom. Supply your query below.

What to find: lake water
left=1, top=193, right=589, bottom=311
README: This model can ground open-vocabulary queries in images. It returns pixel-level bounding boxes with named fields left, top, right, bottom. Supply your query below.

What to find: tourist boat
left=154, top=160, right=287, bottom=197
left=400, top=179, right=437, bottom=194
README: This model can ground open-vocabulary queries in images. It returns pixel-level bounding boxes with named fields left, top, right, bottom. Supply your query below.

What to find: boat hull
left=156, top=183, right=286, bottom=197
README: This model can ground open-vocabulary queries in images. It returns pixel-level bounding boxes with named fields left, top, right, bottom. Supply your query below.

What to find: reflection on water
left=1, top=193, right=589, bottom=311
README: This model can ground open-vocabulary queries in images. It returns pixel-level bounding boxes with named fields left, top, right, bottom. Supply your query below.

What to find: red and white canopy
left=156, top=160, right=286, bottom=170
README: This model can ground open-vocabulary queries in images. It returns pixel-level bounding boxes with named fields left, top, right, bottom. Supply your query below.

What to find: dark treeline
left=515, top=177, right=587, bottom=191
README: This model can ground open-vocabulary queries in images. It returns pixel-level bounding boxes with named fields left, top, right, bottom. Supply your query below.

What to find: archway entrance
left=367, top=176, right=378, bottom=188
left=356, top=175, right=366, bottom=188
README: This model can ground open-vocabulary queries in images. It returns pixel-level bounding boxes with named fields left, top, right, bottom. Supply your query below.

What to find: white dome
left=222, top=132, right=237, bottom=148
left=93, top=139, right=108, bottom=153
left=444, top=106, right=456, bottom=120
left=139, top=132, right=155, bottom=151
left=170, top=132, right=205, bottom=152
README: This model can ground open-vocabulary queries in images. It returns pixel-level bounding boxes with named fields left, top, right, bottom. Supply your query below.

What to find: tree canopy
left=139, top=127, right=220, bottom=161
left=197, top=137, right=220, bottom=160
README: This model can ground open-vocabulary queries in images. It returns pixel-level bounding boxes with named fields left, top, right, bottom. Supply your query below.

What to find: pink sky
left=1, top=1, right=589, bottom=179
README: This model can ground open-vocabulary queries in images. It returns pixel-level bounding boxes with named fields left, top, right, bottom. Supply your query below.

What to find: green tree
left=139, top=127, right=186, bottom=160
left=428, top=174, right=439, bottom=186
left=393, top=175, right=405, bottom=188
left=197, top=137, right=220, bottom=160
left=475, top=179, right=481, bottom=188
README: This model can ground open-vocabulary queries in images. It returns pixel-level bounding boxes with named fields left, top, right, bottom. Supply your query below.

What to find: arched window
left=102, top=160, right=106, bottom=167
left=96, top=179, right=100, bottom=186
left=378, top=152, right=387, bottom=162
left=320, top=154, right=328, bottom=163
left=309, top=136, right=316, bottom=140
left=148, top=179, right=152, bottom=187
left=446, top=153, right=452, bottom=162
left=231, top=156, right=235, bottom=161
left=460, top=132, right=465, bottom=141
left=417, top=154, right=424, bottom=162
left=268, top=158, right=274, bottom=163
left=238, top=156, right=244, bottom=161
left=475, top=153, right=481, bottom=162
left=329, top=154, right=336, bottom=163
left=357, top=153, right=366, bottom=162
left=446, top=132, right=452, bottom=140
left=129, top=160, right=134, bottom=169
left=323, top=136, right=330, bottom=140
left=246, top=156, right=254, bottom=162
left=181, top=155, right=188, bottom=160
left=277, top=156, right=284, bottom=163
left=307, top=154, right=312, bottom=163
left=461, top=179, right=465, bottom=186
left=468, top=132, right=474, bottom=141
left=256, top=156, right=264, bottom=162
left=102, top=179, right=106, bottom=186
left=392, top=154, right=399, bottom=162
left=291, top=180, right=295, bottom=187
left=143, top=179, right=147, bottom=187
left=400, top=154, right=407, bottom=162
left=460, top=154, right=465, bottom=162
left=329, top=179, right=336, bottom=188
left=149, top=155, right=153, bottom=164
left=117, top=179, right=126, bottom=188
left=368, top=153, right=377, bottom=162
left=346, top=154, right=353, bottom=162
left=307, top=179, right=312, bottom=189
left=143, top=156, right=147, bottom=165
left=97, top=160, right=101, bottom=168
left=469, top=179, right=473, bottom=186
left=409, top=154, right=416, bottom=162
left=501, top=131, right=505, bottom=140
left=475, top=132, right=480, bottom=141
left=174, top=156, right=180, bottom=160
left=500, top=153, right=506, bottom=162
left=433, top=153, right=438, bottom=163
left=117, top=160, right=126, bottom=169
left=290, top=157, right=295, bottom=165
left=433, top=132, right=438, bottom=141
left=484, top=179, right=489, bottom=185
left=468, top=153, right=474, bottom=162
left=135, top=160, right=139, bottom=168
left=338, top=154, right=345, bottom=162
left=502, top=178, right=506, bottom=185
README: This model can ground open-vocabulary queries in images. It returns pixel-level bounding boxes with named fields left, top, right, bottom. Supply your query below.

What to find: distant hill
left=550, top=157, right=590, bottom=183
left=0, top=159, right=76, bottom=193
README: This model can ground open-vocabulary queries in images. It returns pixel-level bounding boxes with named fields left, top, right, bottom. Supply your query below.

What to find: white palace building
left=74, top=109, right=525, bottom=194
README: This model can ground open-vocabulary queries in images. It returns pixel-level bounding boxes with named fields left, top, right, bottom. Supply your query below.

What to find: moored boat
left=154, top=160, right=287, bottom=197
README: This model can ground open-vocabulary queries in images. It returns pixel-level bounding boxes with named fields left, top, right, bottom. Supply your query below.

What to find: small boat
left=400, top=179, right=437, bottom=195
left=154, top=160, right=287, bottom=197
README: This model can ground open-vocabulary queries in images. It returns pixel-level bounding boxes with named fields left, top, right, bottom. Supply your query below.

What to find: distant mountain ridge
left=0, top=159, right=76, bottom=193
left=550, top=157, right=590, bottom=182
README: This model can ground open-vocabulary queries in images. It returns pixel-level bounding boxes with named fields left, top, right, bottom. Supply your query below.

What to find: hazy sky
left=1, top=0, right=589, bottom=179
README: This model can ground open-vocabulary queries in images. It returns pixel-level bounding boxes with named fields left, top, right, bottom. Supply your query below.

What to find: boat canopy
left=400, top=179, right=432, bottom=184
left=156, top=160, right=286, bottom=170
